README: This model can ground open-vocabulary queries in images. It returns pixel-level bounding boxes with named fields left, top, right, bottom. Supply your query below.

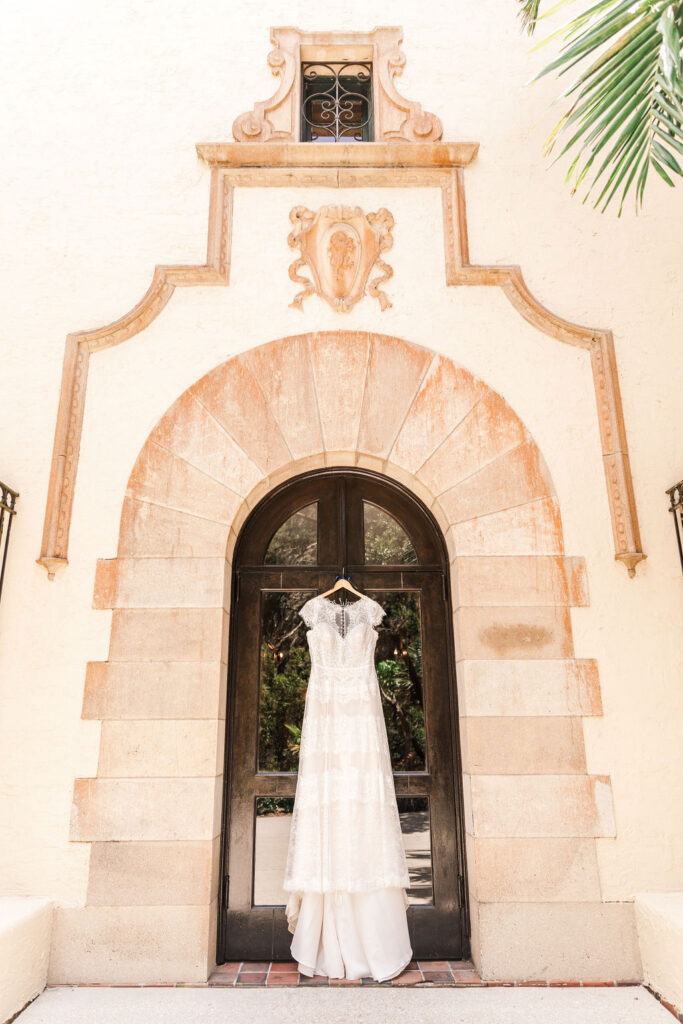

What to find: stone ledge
left=0, top=897, right=53, bottom=1024
left=636, top=893, right=683, bottom=1017
left=195, top=141, right=479, bottom=168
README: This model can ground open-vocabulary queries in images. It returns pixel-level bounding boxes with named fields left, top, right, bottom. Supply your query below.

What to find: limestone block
left=456, top=659, right=601, bottom=717
left=70, top=777, right=222, bottom=841
left=243, top=335, right=323, bottom=460
left=440, top=440, right=552, bottom=524
left=447, top=498, right=564, bottom=556
left=127, top=441, right=243, bottom=524
left=475, top=901, right=642, bottom=982
left=150, top=390, right=263, bottom=497
left=83, top=661, right=226, bottom=720
left=635, top=892, right=683, bottom=1013
left=453, top=556, right=589, bottom=608
left=471, top=838, right=602, bottom=902
left=356, top=334, right=432, bottom=457
left=455, top=605, right=573, bottom=660
left=109, top=608, right=224, bottom=662
left=86, top=840, right=216, bottom=906
left=94, top=557, right=227, bottom=609
left=460, top=717, right=586, bottom=774
left=389, top=356, right=488, bottom=473
left=189, top=356, right=291, bottom=475
left=308, top=330, right=369, bottom=452
left=420, top=390, right=528, bottom=497
left=118, top=498, right=229, bottom=558
left=468, top=774, right=616, bottom=838
left=98, top=720, right=224, bottom=777
left=48, top=905, right=212, bottom=985
left=0, top=897, right=53, bottom=1024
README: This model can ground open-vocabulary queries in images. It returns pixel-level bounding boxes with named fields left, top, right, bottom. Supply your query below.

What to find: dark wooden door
left=217, top=468, right=468, bottom=962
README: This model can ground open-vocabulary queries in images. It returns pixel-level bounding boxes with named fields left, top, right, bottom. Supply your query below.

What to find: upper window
left=301, top=61, right=373, bottom=143
left=264, top=502, right=318, bottom=564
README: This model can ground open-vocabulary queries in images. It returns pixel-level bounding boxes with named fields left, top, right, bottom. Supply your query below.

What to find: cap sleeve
left=368, top=598, right=385, bottom=626
left=299, top=596, right=318, bottom=629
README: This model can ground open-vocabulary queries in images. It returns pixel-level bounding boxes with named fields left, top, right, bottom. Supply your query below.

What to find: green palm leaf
left=520, top=0, right=683, bottom=213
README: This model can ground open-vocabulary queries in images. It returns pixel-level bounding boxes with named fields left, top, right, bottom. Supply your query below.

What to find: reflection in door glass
left=264, top=502, right=318, bottom=564
left=398, top=797, right=433, bottom=904
left=363, top=501, right=417, bottom=564
left=253, top=796, right=294, bottom=906
left=253, top=795, right=432, bottom=906
left=258, top=591, right=312, bottom=773
left=370, top=591, right=426, bottom=772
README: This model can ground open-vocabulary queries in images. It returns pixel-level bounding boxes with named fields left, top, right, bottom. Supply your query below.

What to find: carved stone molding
left=233, top=27, right=442, bottom=144
left=441, top=169, right=645, bottom=577
left=37, top=144, right=644, bottom=579
left=36, top=169, right=233, bottom=579
left=288, top=204, right=394, bottom=312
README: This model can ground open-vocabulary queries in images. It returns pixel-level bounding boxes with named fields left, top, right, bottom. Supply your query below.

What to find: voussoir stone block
left=447, top=498, right=564, bottom=556
left=308, top=331, right=370, bottom=452
left=456, top=659, right=602, bottom=717
left=189, top=355, right=291, bottom=474
left=118, top=498, right=230, bottom=558
left=149, top=390, right=263, bottom=497
left=389, top=355, right=488, bottom=473
left=70, top=777, right=222, bottom=841
left=127, top=442, right=243, bottom=524
left=83, top=661, right=226, bottom=720
left=460, top=716, right=586, bottom=774
left=243, top=335, right=323, bottom=459
left=87, top=840, right=216, bottom=906
left=471, top=837, right=602, bottom=903
left=420, top=390, right=529, bottom=498
left=468, top=774, right=616, bottom=838
left=440, top=440, right=553, bottom=524
left=357, top=334, right=432, bottom=457
left=48, top=905, right=212, bottom=985
left=454, top=605, right=573, bottom=660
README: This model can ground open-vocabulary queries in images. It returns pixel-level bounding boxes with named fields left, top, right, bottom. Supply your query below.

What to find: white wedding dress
left=282, top=593, right=413, bottom=982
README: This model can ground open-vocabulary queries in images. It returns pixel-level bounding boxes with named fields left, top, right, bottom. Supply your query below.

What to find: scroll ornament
left=288, top=205, right=394, bottom=313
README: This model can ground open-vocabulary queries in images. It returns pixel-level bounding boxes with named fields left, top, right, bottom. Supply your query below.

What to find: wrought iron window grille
left=0, top=482, right=19, bottom=604
left=666, top=479, right=683, bottom=575
left=301, top=60, right=373, bottom=142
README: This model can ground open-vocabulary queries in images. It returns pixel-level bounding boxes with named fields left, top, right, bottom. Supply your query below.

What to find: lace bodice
left=282, top=592, right=411, bottom=901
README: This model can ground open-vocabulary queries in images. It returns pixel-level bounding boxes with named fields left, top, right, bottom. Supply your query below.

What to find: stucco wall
left=0, top=0, right=681, bottom=927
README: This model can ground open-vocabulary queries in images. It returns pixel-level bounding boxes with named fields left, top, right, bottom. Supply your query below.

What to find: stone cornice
left=196, top=141, right=479, bottom=168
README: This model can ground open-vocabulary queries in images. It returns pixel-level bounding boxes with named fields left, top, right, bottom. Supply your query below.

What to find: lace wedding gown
left=282, top=593, right=412, bottom=982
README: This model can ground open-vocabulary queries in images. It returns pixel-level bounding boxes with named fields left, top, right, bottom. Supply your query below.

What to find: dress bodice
left=300, top=595, right=385, bottom=679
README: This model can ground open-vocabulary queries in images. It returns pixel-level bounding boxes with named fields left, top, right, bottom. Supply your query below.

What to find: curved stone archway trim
left=48, top=332, right=642, bottom=985
left=37, top=144, right=643, bottom=578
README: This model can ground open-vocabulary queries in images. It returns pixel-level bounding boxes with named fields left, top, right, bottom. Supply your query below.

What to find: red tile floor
left=209, top=960, right=481, bottom=987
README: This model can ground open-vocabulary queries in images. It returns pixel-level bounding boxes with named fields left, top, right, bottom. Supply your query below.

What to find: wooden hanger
left=318, top=572, right=366, bottom=602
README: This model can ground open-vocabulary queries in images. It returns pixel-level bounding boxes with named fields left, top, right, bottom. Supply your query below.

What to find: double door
left=218, top=469, right=468, bottom=962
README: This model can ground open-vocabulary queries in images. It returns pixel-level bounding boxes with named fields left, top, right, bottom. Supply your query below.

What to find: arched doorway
left=217, top=466, right=468, bottom=963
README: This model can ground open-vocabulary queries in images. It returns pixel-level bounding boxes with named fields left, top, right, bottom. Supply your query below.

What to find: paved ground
left=17, top=985, right=671, bottom=1024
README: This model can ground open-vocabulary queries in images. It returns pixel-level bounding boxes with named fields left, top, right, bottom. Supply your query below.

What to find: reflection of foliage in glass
left=264, top=503, right=317, bottom=564
left=364, top=502, right=417, bottom=564
left=372, top=591, right=425, bottom=771
left=258, top=591, right=311, bottom=774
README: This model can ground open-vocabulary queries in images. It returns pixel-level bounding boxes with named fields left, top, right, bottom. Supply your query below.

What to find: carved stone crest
left=288, top=205, right=394, bottom=312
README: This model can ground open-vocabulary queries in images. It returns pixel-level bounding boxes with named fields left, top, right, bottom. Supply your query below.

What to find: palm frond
left=534, top=0, right=683, bottom=213
left=519, top=0, right=543, bottom=35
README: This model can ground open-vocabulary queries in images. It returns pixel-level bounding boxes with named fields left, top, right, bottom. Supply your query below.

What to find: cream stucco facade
left=0, top=0, right=682, bottom=995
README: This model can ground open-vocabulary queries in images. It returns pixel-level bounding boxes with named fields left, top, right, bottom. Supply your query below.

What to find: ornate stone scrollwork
left=288, top=205, right=394, bottom=312
left=233, top=27, right=442, bottom=144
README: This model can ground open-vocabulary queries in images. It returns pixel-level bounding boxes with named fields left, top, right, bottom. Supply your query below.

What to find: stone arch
left=57, top=331, right=640, bottom=987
